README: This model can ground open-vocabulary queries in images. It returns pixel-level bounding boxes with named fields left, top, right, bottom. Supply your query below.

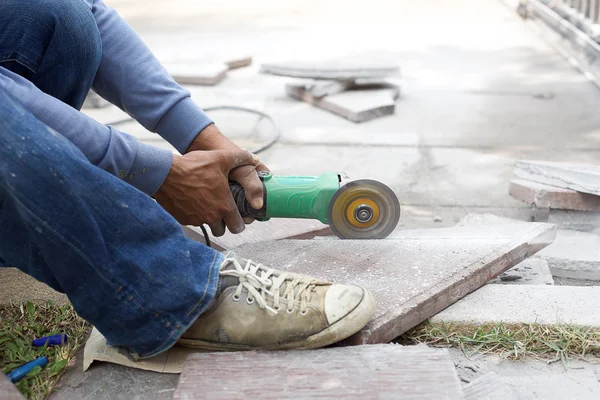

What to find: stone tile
left=463, top=372, right=518, bottom=400
left=431, top=285, right=600, bottom=327
left=0, top=268, right=67, bottom=305
left=509, top=178, right=600, bottom=211
left=285, top=84, right=396, bottom=123
left=173, top=344, right=464, bottom=400
left=547, top=210, right=600, bottom=232
left=489, top=257, right=554, bottom=286
left=537, top=230, right=600, bottom=280
left=235, top=221, right=555, bottom=345
left=260, top=60, right=400, bottom=80
left=0, top=372, right=24, bottom=400
left=514, top=160, right=600, bottom=196
left=182, top=218, right=332, bottom=251
left=166, top=63, right=228, bottom=85
left=223, top=56, right=252, bottom=70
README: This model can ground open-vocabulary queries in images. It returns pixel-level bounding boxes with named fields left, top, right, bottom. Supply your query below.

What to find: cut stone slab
left=537, top=230, right=600, bottom=280
left=463, top=372, right=517, bottom=400
left=0, top=268, right=67, bottom=304
left=298, top=78, right=401, bottom=98
left=260, top=60, right=400, bottom=80
left=514, top=160, right=600, bottom=196
left=546, top=210, right=600, bottom=232
left=223, top=55, right=252, bottom=70
left=0, top=372, right=24, bottom=400
left=167, top=63, right=228, bottom=85
left=432, top=285, right=600, bottom=327
left=285, top=84, right=396, bottom=123
left=182, top=218, right=331, bottom=251
left=235, top=221, right=556, bottom=345
left=509, top=178, right=600, bottom=211
left=489, top=257, right=554, bottom=285
left=173, top=344, right=465, bottom=400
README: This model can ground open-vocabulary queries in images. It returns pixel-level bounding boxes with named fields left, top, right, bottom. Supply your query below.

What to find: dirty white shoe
left=178, top=252, right=376, bottom=350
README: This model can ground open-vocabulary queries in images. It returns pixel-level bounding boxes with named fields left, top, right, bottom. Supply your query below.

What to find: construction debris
left=173, top=344, right=465, bottom=400
left=463, top=372, right=518, bottom=400
left=537, top=230, right=600, bottom=280
left=431, top=285, right=600, bottom=327
left=236, top=220, right=555, bottom=345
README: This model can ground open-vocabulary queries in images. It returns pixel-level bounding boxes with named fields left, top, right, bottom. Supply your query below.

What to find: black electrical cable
left=104, top=105, right=281, bottom=248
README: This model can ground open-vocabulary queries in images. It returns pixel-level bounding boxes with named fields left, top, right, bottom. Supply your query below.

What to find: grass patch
left=0, top=301, right=90, bottom=400
left=400, top=320, right=600, bottom=363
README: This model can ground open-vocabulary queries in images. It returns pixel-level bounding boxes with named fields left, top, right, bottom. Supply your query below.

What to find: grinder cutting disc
left=327, top=179, right=400, bottom=239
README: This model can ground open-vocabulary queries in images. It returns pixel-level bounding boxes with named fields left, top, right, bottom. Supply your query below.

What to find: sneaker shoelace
left=220, top=257, right=317, bottom=315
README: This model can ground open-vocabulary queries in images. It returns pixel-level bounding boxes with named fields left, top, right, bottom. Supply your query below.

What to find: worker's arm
left=0, top=67, right=172, bottom=196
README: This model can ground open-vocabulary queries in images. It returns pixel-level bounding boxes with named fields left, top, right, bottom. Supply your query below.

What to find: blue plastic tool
left=32, top=334, right=68, bottom=347
left=6, top=356, right=48, bottom=383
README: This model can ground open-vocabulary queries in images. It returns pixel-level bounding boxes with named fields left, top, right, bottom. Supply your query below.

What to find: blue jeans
left=0, top=0, right=222, bottom=359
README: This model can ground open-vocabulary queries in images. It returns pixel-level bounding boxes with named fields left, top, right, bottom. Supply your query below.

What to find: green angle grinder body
left=230, top=172, right=401, bottom=239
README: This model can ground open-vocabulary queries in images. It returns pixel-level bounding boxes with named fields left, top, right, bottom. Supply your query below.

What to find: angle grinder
left=229, top=172, right=400, bottom=239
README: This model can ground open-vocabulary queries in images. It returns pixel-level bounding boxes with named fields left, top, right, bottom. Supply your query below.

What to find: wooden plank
left=286, top=84, right=396, bottom=123
left=514, top=160, right=600, bottom=196
left=509, top=178, right=600, bottom=211
left=183, top=218, right=332, bottom=251
left=234, top=220, right=556, bottom=345
left=0, top=373, right=24, bottom=400
left=173, top=344, right=465, bottom=400
left=463, top=373, right=517, bottom=400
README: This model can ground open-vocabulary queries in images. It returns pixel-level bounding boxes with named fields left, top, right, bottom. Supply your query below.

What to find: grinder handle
left=229, top=181, right=267, bottom=220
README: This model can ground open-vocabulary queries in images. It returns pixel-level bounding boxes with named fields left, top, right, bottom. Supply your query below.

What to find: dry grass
left=400, top=320, right=600, bottom=363
left=0, top=301, right=90, bottom=399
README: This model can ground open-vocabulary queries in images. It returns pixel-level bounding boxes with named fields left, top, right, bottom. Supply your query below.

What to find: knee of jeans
left=0, top=0, right=101, bottom=77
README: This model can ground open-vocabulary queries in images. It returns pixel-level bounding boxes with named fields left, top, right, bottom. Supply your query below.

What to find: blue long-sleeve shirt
left=0, top=0, right=213, bottom=195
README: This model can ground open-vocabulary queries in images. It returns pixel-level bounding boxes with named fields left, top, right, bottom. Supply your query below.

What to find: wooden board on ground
left=286, top=84, right=396, bottom=123
left=0, top=372, right=24, bottom=400
left=235, top=220, right=556, bottom=345
left=514, top=160, right=600, bottom=196
left=183, top=218, right=332, bottom=251
left=173, top=344, right=465, bottom=400
left=463, top=372, right=517, bottom=400
left=509, top=178, right=600, bottom=211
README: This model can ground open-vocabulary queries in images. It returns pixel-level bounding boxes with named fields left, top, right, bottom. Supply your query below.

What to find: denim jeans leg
left=0, top=0, right=102, bottom=109
left=0, top=87, right=222, bottom=359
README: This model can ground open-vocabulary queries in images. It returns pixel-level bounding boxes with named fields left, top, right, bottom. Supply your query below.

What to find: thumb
left=223, top=148, right=260, bottom=170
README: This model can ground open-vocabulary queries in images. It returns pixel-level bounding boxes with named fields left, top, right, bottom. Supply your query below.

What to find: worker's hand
left=186, top=123, right=270, bottom=224
left=154, top=149, right=259, bottom=236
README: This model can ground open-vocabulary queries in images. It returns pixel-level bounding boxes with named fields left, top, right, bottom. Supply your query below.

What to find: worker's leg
left=0, top=0, right=101, bottom=109
left=0, top=88, right=221, bottom=359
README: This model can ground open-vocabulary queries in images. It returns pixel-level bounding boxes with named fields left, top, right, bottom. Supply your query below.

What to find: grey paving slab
left=463, top=372, right=517, bottom=400
left=0, top=372, right=24, bottom=400
left=515, top=160, right=600, bottom=196
left=432, top=285, right=600, bottom=326
left=489, top=257, right=554, bottom=286
left=0, top=268, right=67, bottom=305
left=174, top=345, right=464, bottom=400
left=236, top=221, right=555, bottom=345
left=509, top=178, right=600, bottom=211
left=50, top=348, right=178, bottom=400
left=166, top=63, right=228, bottom=85
left=547, top=210, right=600, bottom=232
left=537, top=230, right=600, bottom=280
left=285, top=84, right=397, bottom=123
left=260, top=60, right=400, bottom=80
left=450, top=347, right=600, bottom=400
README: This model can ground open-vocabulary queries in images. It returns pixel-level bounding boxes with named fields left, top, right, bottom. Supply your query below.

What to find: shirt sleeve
left=88, top=0, right=214, bottom=154
left=0, top=67, right=173, bottom=196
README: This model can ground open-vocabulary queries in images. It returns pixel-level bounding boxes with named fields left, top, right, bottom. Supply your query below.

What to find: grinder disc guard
left=327, top=179, right=400, bottom=239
